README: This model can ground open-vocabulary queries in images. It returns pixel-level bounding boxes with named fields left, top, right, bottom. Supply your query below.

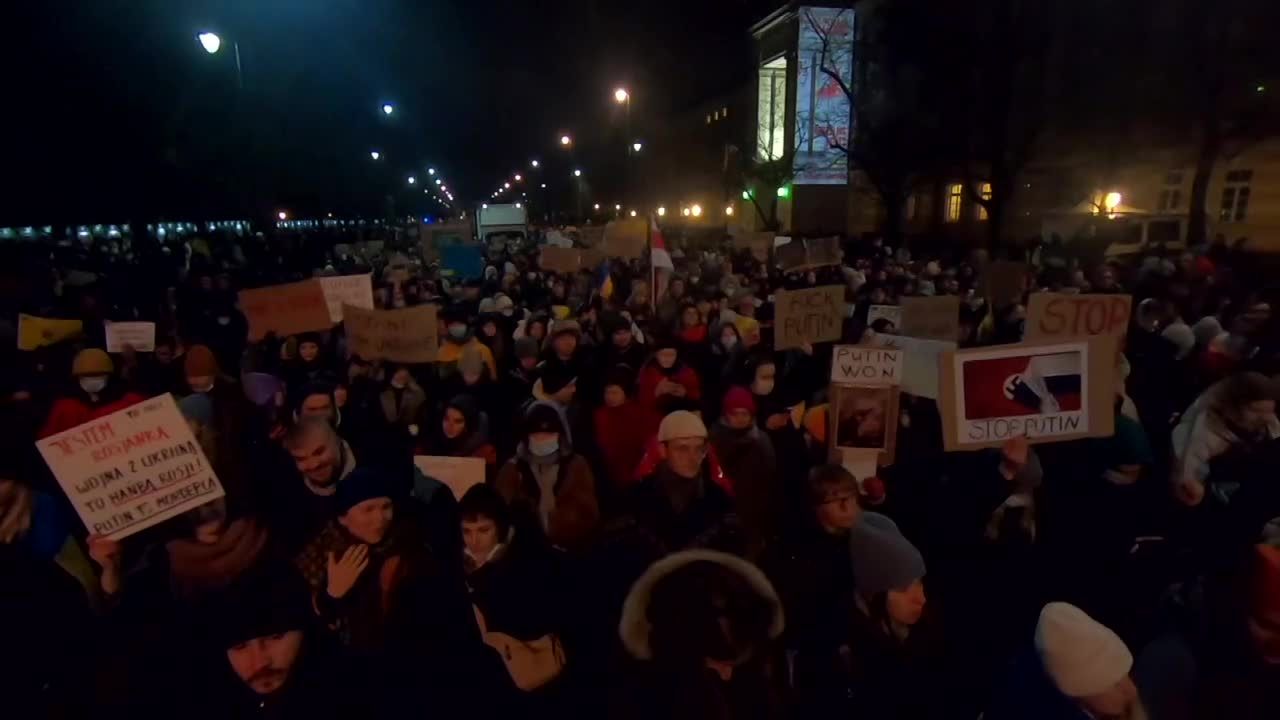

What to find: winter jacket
left=39, top=387, right=145, bottom=438
left=594, top=400, right=656, bottom=493
left=637, top=362, right=702, bottom=418
left=495, top=454, right=600, bottom=551
left=1172, top=379, right=1280, bottom=497
left=709, top=420, right=779, bottom=555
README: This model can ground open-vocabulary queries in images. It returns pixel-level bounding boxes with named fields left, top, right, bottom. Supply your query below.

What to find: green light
left=776, top=186, right=790, bottom=198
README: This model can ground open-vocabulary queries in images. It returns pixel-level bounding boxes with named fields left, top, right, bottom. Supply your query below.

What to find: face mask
left=80, top=376, right=108, bottom=394
left=216, top=316, right=231, bottom=326
left=191, top=381, right=214, bottom=394
left=721, top=336, right=738, bottom=350
left=390, top=379, right=407, bottom=390
left=502, top=308, right=514, bottom=317
left=448, top=325, right=468, bottom=339
left=753, top=379, right=775, bottom=396
left=529, top=437, right=559, bottom=457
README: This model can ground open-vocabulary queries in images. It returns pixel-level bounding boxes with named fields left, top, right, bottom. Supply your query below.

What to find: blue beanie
left=849, top=511, right=926, bottom=595
left=333, top=466, right=397, bottom=516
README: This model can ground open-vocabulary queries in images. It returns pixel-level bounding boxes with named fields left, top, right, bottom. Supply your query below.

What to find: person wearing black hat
left=597, top=310, right=647, bottom=388
left=190, top=565, right=369, bottom=719
left=294, top=466, right=484, bottom=713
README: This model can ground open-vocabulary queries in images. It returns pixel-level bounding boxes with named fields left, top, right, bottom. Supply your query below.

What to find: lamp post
left=197, top=32, right=243, bottom=89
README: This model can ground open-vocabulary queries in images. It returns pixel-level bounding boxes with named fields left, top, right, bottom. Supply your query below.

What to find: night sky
left=1, top=0, right=780, bottom=225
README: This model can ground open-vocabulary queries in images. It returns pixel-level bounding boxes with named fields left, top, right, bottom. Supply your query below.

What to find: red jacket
left=636, top=363, right=701, bottom=417
left=40, top=392, right=147, bottom=438
left=632, top=433, right=735, bottom=497
left=594, top=401, right=656, bottom=491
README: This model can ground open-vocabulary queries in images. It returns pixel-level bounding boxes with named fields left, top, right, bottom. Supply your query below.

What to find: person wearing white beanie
left=1035, top=602, right=1142, bottom=719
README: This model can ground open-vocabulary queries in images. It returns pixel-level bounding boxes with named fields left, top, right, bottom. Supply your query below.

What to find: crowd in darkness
left=2, top=225, right=1279, bottom=719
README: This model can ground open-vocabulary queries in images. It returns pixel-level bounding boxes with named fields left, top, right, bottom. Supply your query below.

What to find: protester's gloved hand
left=326, top=544, right=369, bottom=599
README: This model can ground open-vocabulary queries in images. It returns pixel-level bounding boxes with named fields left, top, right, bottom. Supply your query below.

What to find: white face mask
left=80, top=376, right=108, bottom=394
left=721, top=335, right=738, bottom=350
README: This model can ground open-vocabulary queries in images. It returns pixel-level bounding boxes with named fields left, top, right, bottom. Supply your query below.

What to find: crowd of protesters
left=2, top=224, right=1279, bottom=719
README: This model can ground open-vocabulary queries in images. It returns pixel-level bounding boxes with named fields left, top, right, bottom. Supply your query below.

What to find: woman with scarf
left=421, top=394, right=498, bottom=480
left=496, top=402, right=599, bottom=552
left=637, top=336, right=702, bottom=419
left=744, top=353, right=811, bottom=515
left=1172, top=371, right=1279, bottom=506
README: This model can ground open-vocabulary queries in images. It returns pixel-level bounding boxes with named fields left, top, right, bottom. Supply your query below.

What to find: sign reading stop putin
left=1025, top=293, right=1132, bottom=341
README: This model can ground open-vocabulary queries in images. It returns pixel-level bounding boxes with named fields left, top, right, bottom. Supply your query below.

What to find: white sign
left=104, top=322, right=156, bottom=352
left=36, top=394, right=224, bottom=539
left=413, top=455, right=485, bottom=501
left=319, top=274, right=374, bottom=323
left=832, top=345, right=903, bottom=386
left=872, top=334, right=956, bottom=399
left=867, top=305, right=902, bottom=329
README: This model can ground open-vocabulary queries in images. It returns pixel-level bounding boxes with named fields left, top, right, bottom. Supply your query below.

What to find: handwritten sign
left=603, top=218, right=648, bottom=259
left=774, top=285, right=845, bottom=350
left=900, top=296, right=960, bottom=342
left=238, top=279, right=332, bottom=341
left=1025, top=293, right=1132, bottom=340
left=104, top=322, right=156, bottom=353
left=36, top=394, right=224, bottom=539
left=730, top=229, right=773, bottom=262
left=832, top=346, right=903, bottom=386
left=540, top=247, right=581, bottom=274
left=318, top=274, right=374, bottom=323
left=18, top=314, right=83, bottom=350
left=872, top=334, right=956, bottom=399
left=867, top=304, right=902, bottom=330
left=344, top=304, right=438, bottom=363
left=413, top=455, right=485, bottom=501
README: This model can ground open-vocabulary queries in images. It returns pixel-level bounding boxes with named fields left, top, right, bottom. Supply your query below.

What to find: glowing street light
left=593, top=203, right=600, bottom=210
left=197, top=32, right=222, bottom=54
left=381, top=103, right=395, bottom=115
left=440, top=185, right=447, bottom=192
left=690, top=204, right=703, bottom=218
left=614, top=87, right=630, bottom=104
left=369, top=150, right=381, bottom=160
left=540, top=183, right=547, bottom=189
left=277, top=211, right=288, bottom=221
left=407, top=176, right=416, bottom=185
left=428, top=168, right=436, bottom=175
left=632, top=142, right=643, bottom=153
left=435, top=179, right=442, bottom=185
left=573, top=169, right=582, bottom=177
left=657, top=206, right=666, bottom=217
left=681, top=207, right=691, bottom=217
left=531, top=160, right=540, bottom=168
left=1103, top=191, right=1123, bottom=212
left=629, top=210, right=638, bottom=217
left=504, top=182, right=510, bottom=189
left=515, top=203, right=522, bottom=209
left=560, top=135, right=572, bottom=146
left=514, top=174, right=522, bottom=182
left=725, top=205, right=735, bottom=216
left=615, top=204, right=621, bottom=211
left=482, top=203, right=489, bottom=209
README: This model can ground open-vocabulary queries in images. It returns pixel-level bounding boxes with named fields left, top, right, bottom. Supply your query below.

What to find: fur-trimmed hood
left=618, top=549, right=785, bottom=661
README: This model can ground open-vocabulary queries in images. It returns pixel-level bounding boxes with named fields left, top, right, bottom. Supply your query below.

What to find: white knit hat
left=657, top=410, right=707, bottom=441
left=1035, top=602, right=1133, bottom=698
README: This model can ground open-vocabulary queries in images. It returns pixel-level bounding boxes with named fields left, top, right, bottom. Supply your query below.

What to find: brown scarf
left=165, top=517, right=269, bottom=598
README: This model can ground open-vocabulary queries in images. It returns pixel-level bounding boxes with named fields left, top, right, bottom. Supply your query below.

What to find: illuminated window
left=706, top=114, right=711, bottom=125
left=757, top=56, right=788, bottom=160
left=1221, top=169, right=1252, bottom=222
left=945, top=183, right=963, bottom=222
left=976, top=182, right=992, bottom=220
left=722, top=106, right=728, bottom=117
left=1158, top=171, right=1184, bottom=212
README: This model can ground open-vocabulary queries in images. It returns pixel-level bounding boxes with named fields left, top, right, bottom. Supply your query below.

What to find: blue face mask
left=529, top=437, right=559, bottom=457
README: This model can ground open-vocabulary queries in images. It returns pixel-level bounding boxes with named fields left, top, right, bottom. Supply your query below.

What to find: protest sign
left=872, top=334, right=956, bottom=399
left=867, top=304, right=902, bottom=330
left=238, top=279, right=332, bottom=341
left=730, top=230, right=773, bottom=262
left=899, top=296, right=960, bottom=342
left=413, top=455, right=485, bottom=501
left=104, top=321, right=156, bottom=352
left=579, top=247, right=607, bottom=270
left=774, top=285, right=845, bottom=350
left=344, top=304, right=438, bottom=363
left=776, top=236, right=842, bottom=271
left=603, top=218, right=648, bottom=259
left=579, top=225, right=606, bottom=248
left=774, top=237, right=807, bottom=271
left=18, top=314, right=83, bottom=350
left=831, top=345, right=903, bottom=386
left=1025, top=293, right=1132, bottom=340
left=441, top=245, right=485, bottom=279
left=830, top=383, right=900, bottom=466
left=806, top=236, right=842, bottom=268
left=318, top=274, right=374, bottom=323
left=540, top=246, right=581, bottom=274
left=937, top=337, right=1117, bottom=451
left=983, top=260, right=1027, bottom=308
left=36, top=394, right=225, bottom=539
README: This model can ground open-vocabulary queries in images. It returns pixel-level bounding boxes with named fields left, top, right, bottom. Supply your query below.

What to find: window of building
left=713, top=110, right=719, bottom=120
left=757, top=56, right=788, bottom=160
left=976, top=182, right=992, bottom=220
left=1220, top=169, right=1253, bottom=222
left=722, top=106, right=729, bottom=117
left=1158, top=171, right=1184, bottom=212
left=945, top=183, right=963, bottom=222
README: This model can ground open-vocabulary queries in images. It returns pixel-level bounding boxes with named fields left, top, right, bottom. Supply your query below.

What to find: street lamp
left=593, top=203, right=600, bottom=210
left=629, top=210, right=638, bottom=217
left=632, top=142, right=643, bottom=153
left=1104, top=191, right=1123, bottom=212
left=540, top=183, right=547, bottom=189
left=369, top=151, right=381, bottom=160
left=504, top=182, right=510, bottom=189
left=435, top=179, right=442, bottom=186
left=407, top=176, right=416, bottom=185
left=681, top=207, right=691, bottom=217
left=615, top=204, right=621, bottom=211
left=514, top=174, right=522, bottom=182
left=725, top=205, right=735, bottom=216
left=657, top=206, right=666, bottom=217
left=614, top=88, right=629, bottom=104
left=573, top=169, right=582, bottom=177
left=428, top=168, right=436, bottom=175
left=382, top=103, right=395, bottom=115
left=197, top=32, right=222, bottom=54
left=277, top=211, right=288, bottom=221
left=691, top=204, right=703, bottom=218
left=560, top=135, right=572, bottom=146
left=531, top=160, right=540, bottom=168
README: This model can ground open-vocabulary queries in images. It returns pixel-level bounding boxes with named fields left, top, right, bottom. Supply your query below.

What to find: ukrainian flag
left=596, top=259, right=614, bottom=300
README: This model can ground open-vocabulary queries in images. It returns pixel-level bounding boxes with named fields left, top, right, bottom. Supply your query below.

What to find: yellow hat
left=72, top=348, right=113, bottom=377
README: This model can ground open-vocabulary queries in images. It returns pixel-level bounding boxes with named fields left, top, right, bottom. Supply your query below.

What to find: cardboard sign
left=900, top=296, right=960, bottom=342
left=872, top=334, right=956, bottom=400
left=774, top=285, right=846, bottom=350
left=774, top=237, right=808, bottom=271
left=830, top=384, right=900, bottom=466
left=104, top=322, right=156, bottom=353
left=776, top=237, right=841, bottom=271
left=413, top=455, right=485, bottom=501
left=18, top=314, right=83, bottom=350
left=239, top=279, right=332, bottom=341
left=344, top=304, right=438, bottom=363
left=579, top=247, right=607, bottom=270
left=805, top=236, right=842, bottom=268
left=832, top=345, right=903, bottom=386
left=603, top=218, right=648, bottom=259
left=35, top=394, right=225, bottom=539
left=867, top=304, right=902, bottom=330
left=983, top=260, right=1027, bottom=308
left=540, top=246, right=581, bottom=274
left=1025, top=293, right=1132, bottom=340
left=579, top=225, right=606, bottom=248
left=318, top=274, right=374, bottom=323
left=731, top=230, right=774, bottom=262
left=441, top=245, right=484, bottom=279
left=938, top=337, right=1117, bottom=451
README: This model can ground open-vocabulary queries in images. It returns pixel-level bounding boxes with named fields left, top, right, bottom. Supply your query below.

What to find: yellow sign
left=18, top=314, right=83, bottom=350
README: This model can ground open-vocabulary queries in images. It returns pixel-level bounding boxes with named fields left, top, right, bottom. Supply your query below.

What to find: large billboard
left=794, top=6, right=855, bottom=185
